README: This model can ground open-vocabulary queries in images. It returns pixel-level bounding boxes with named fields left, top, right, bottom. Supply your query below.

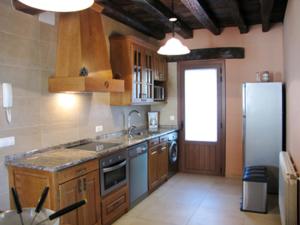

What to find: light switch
left=96, top=125, right=103, bottom=133
left=0, top=136, right=15, bottom=148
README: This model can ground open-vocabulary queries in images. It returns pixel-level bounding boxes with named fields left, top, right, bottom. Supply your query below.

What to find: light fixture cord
left=172, top=0, right=175, bottom=37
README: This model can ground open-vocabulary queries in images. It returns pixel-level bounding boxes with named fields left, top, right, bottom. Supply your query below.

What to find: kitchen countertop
left=5, top=127, right=178, bottom=172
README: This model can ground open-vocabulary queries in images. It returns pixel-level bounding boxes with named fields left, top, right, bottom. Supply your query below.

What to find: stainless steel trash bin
left=241, top=166, right=268, bottom=213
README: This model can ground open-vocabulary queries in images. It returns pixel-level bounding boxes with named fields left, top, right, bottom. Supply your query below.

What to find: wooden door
left=158, top=143, right=168, bottom=181
left=79, top=171, right=101, bottom=225
left=59, top=178, right=81, bottom=225
left=178, top=60, right=225, bottom=175
left=148, top=146, right=159, bottom=191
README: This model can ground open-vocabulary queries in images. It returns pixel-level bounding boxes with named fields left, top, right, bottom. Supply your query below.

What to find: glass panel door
left=184, top=68, right=218, bottom=142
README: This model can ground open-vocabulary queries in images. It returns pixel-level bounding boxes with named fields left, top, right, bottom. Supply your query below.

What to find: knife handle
left=49, top=199, right=86, bottom=220
left=11, top=187, right=22, bottom=214
left=35, top=187, right=49, bottom=213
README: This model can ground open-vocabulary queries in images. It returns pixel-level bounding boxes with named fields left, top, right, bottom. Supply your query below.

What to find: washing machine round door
left=169, top=141, right=178, bottom=164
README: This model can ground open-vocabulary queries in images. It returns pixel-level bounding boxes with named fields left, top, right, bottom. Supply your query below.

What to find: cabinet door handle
left=161, top=146, right=167, bottom=152
left=151, top=150, right=158, bottom=155
left=76, top=168, right=87, bottom=176
left=78, top=179, right=82, bottom=193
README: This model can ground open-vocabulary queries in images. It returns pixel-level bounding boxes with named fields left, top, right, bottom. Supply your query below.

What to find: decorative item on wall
left=2, top=83, right=13, bottom=124
left=157, top=0, right=190, bottom=56
left=148, top=112, right=159, bottom=132
left=17, top=0, right=94, bottom=12
left=256, top=71, right=271, bottom=82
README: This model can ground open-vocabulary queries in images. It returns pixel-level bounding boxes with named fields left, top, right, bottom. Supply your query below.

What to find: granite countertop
left=5, top=127, right=178, bottom=172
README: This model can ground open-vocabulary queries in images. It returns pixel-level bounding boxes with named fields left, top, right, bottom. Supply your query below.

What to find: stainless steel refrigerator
left=243, top=82, right=283, bottom=193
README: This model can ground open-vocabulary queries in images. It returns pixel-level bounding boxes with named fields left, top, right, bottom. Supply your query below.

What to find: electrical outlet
left=170, top=115, right=175, bottom=121
left=0, top=136, right=15, bottom=148
left=95, top=125, right=103, bottom=133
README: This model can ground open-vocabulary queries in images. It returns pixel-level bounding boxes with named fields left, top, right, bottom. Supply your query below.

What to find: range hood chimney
left=49, top=4, right=124, bottom=93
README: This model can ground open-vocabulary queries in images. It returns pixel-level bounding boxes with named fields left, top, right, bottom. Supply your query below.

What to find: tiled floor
left=113, top=173, right=281, bottom=225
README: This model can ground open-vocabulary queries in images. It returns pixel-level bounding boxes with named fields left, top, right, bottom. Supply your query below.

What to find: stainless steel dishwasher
left=128, top=142, right=148, bottom=208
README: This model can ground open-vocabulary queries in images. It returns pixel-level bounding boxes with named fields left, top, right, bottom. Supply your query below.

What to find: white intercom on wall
left=2, top=83, right=13, bottom=123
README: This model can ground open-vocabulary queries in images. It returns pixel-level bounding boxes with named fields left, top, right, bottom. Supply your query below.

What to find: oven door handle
left=102, top=160, right=127, bottom=173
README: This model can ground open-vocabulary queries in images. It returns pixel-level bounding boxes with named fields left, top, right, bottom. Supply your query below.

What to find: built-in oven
left=100, top=150, right=128, bottom=196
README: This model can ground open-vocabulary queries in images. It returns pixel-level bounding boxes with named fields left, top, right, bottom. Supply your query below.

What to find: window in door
left=184, top=68, right=218, bottom=142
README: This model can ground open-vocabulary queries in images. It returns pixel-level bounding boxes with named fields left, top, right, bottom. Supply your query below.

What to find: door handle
left=151, top=150, right=158, bottom=155
left=160, top=146, right=167, bottom=152
left=103, top=160, right=127, bottom=173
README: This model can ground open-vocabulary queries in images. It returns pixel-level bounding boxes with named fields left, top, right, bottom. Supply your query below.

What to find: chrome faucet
left=127, top=110, right=141, bottom=137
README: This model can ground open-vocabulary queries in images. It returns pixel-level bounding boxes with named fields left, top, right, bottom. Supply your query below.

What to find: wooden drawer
left=149, top=137, right=159, bottom=147
left=57, top=160, right=99, bottom=184
left=101, top=185, right=129, bottom=225
left=160, top=135, right=169, bottom=143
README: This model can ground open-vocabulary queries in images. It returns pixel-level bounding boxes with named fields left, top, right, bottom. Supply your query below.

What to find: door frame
left=177, top=60, right=226, bottom=176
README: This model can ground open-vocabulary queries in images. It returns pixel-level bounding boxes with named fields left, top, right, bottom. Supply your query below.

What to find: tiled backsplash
left=0, top=0, right=150, bottom=210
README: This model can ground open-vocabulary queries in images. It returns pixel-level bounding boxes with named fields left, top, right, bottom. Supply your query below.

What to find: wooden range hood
left=49, top=5, right=124, bottom=93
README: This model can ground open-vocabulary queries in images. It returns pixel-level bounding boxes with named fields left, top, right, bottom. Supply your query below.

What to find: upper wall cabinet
left=109, top=35, right=167, bottom=106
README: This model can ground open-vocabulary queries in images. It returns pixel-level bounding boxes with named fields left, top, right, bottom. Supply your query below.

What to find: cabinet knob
left=104, top=81, right=110, bottom=89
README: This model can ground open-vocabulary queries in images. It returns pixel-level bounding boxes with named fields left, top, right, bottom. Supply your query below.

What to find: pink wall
left=283, top=0, right=300, bottom=170
left=163, top=24, right=284, bottom=177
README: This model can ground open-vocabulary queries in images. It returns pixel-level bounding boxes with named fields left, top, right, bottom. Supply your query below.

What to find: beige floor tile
left=187, top=207, right=244, bottom=225
left=200, top=193, right=242, bottom=214
left=114, top=216, right=177, bottom=225
left=244, top=213, right=281, bottom=225
left=136, top=199, right=197, bottom=225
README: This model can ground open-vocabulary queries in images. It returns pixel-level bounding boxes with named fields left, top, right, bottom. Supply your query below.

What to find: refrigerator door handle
left=242, top=83, right=246, bottom=118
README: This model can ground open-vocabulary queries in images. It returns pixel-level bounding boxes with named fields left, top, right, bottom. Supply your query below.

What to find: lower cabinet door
left=59, top=178, right=81, bottom=225
left=148, top=147, right=159, bottom=192
left=101, top=185, right=129, bottom=225
left=79, top=171, right=102, bottom=225
left=59, top=170, right=101, bottom=225
left=158, top=143, right=168, bottom=181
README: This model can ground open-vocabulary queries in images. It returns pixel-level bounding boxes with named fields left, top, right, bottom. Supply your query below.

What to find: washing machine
left=168, top=132, right=178, bottom=178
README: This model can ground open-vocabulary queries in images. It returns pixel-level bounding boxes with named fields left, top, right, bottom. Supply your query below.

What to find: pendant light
left=18, top=0, right=94, bottom=12
left=157, top=0, right=190, bottom=56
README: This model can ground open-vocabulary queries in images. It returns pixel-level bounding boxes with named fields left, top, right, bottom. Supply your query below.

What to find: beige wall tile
left=0, top=32, right=40, bottom=68
left=0, top=66, right=41, bottom=98
left=0, top=2, right=40, bottom=41
left=0, top=97, right=41, bottom=130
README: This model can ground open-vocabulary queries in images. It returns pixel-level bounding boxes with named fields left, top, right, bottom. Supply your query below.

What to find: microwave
left=154, top=86, right=165, bottom=101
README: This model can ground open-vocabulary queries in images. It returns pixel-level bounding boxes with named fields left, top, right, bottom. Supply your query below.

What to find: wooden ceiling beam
left=259, top=0, right=274, bottom=32
left=225, top=0, right=248, bottom=34
left=134, top=0, right=193, bottom=39
left=179, top=0, right=220, bottom=35
left=98, top=0, right=165, bottom=40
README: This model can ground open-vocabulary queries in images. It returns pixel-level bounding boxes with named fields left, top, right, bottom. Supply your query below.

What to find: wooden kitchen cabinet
left=8, top=159, right=101, bottom=225
left=110, top=35, right=167, bottom=105
left=148, top=140, right=169, bottom=192
left=101, top=185, right=129, bottom=225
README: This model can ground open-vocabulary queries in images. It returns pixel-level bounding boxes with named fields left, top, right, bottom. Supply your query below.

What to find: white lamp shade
left=157, top=37, right=190, bottom=55
left=18, top=0, right=94, bottom=12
